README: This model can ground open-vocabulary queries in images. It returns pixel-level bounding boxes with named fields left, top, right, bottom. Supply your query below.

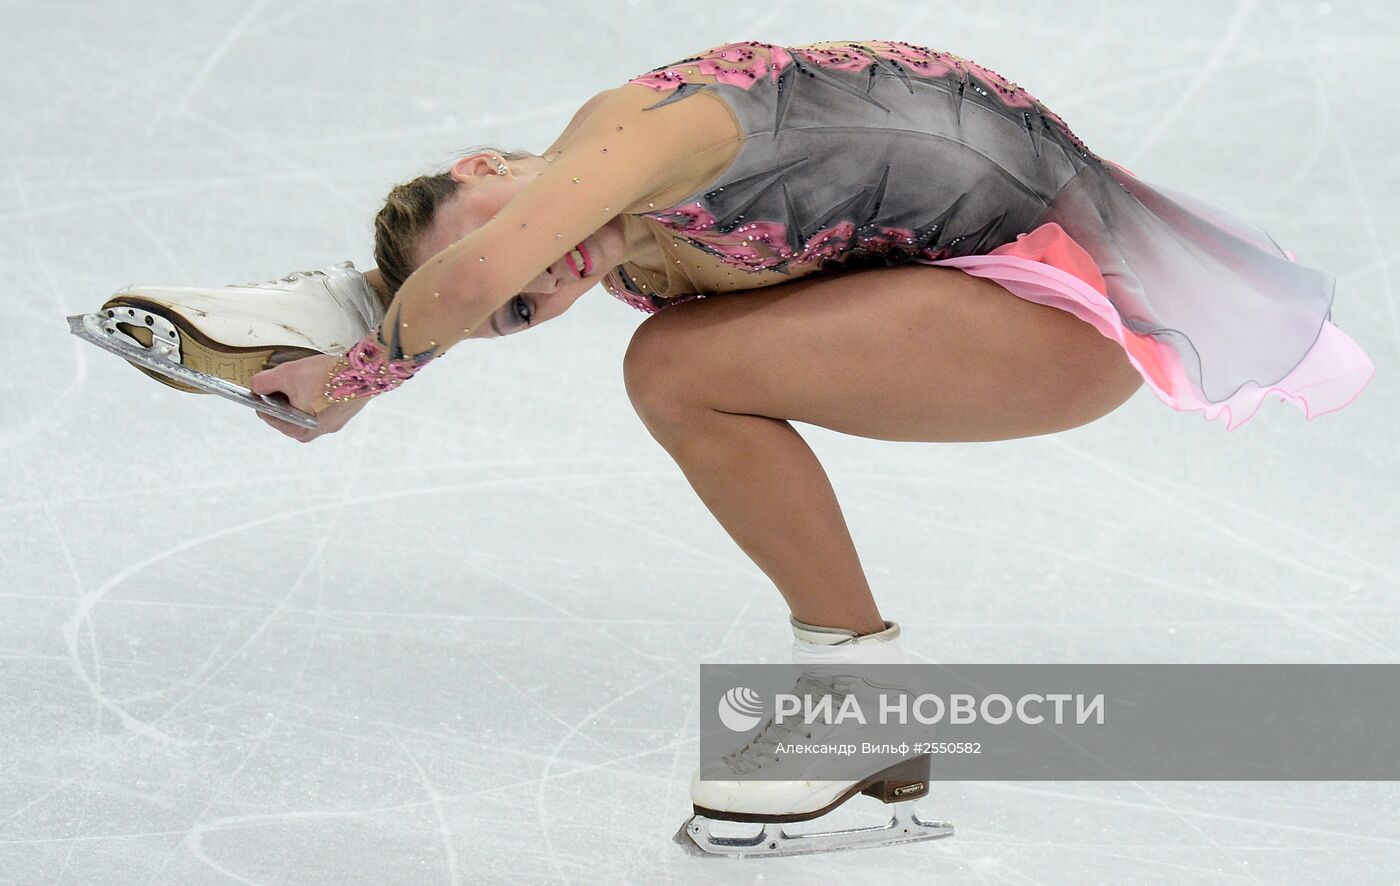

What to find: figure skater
left=89, top=39, right=1375, bottom=856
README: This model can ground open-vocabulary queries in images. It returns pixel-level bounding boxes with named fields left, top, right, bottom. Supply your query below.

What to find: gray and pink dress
left=599, top=40, right=1373, bottom=431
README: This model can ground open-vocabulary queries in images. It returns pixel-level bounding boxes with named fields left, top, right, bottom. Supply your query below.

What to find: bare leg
left=622, top=264, right=1143, bottom=634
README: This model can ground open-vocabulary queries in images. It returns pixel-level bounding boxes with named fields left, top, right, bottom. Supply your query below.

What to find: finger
left=257, top=411, right=303, bottom=437
left=249, top=365, right=280, bottom=397
left=273, top=416, right=324, bottom=444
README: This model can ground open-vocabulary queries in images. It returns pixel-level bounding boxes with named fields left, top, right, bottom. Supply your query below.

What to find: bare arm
left=541, top=88, right=619, bottom=161
left=370, top=86, right=712, bottom=360
left=359, top=91, right=619, bottom=328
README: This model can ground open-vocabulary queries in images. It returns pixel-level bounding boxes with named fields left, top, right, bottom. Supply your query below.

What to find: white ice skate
left=67, top=261, right=384, bottom=429
left=678, top=620, right=954, bottom=858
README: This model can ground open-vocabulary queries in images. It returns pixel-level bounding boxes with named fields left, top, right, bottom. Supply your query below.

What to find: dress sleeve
left=378, top=84, right=729, bottom=359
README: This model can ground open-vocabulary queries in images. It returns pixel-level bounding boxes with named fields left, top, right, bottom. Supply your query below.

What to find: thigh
left=624, top=263, right=1145, bottom=443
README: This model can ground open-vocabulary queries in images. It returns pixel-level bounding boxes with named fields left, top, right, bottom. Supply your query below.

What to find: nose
left=527, top=266, right=560, bottom=295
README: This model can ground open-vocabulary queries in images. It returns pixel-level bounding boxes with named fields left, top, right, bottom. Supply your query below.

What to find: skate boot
left=90, top=261, right=384, bottom=394
left=678, top=619, right=953, bottom=858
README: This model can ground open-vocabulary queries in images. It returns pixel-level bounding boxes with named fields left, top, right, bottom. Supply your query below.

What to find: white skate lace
left=239, top=269, right=327, bottom=288
left=231, top=262, right=381, bottom=331
left=722, top=672, right=850, bottom=774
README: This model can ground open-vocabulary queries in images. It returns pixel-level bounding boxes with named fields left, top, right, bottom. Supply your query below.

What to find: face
left=413, top=154, right=626, bottom=339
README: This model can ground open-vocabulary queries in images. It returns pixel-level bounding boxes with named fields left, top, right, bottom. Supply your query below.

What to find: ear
left=448, top=153, right=498, bottom=183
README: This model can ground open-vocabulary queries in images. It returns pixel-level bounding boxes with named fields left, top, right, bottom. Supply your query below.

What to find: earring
left=494, top=158, right=509, bottom=175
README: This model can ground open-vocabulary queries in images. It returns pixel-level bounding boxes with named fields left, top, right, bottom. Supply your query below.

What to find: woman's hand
left=249, top=353, right=371, bottom=442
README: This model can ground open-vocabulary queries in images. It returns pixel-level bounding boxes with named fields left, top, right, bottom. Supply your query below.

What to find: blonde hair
left=372, top=146, right=536, bottom=296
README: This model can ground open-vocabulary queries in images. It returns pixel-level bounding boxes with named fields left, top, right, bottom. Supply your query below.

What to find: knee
left=622, top=310, right=701, bottom=426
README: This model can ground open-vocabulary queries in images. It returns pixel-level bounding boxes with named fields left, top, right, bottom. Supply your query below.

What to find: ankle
left=789, top=616, right=908, bottom=665
left=791, top=613, right=888, bottom=639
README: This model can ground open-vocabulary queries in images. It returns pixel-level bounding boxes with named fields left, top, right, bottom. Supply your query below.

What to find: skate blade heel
left=68, top=312, right=321, bottom=429
left=100, top=297, right=319, bottom=393
left=679, top=755, right=950, bottom=858
left=679, top=799, right=953, bottom=859
left=860, top=754, right=930, bottom=804
left=111, top=320, right=199, bottom=393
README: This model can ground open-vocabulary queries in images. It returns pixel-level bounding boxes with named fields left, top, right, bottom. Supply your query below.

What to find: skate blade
left=678, top=801, right=953, bottom=859
left=97, top=296, right=321, bottom=394
left=67, top=313, right=319, bottom=430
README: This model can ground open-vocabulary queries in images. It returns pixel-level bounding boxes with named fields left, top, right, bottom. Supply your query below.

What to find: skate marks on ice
left=7, top=0, right=1400, bottom=880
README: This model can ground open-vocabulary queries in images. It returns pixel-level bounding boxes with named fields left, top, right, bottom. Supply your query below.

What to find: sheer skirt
left=911, top=163, right=1375, bottom=430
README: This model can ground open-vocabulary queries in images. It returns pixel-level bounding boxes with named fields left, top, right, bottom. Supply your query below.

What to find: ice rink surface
left=4, top=0, right=1399, bottom=882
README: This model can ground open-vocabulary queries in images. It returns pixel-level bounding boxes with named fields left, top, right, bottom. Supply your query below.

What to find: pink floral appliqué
left=324, top=332, right=432, bottom=401
left=789, top=45, right=877, bottom=74
left=651, top=202, right=718, bottom=233
left=601, top=271, right=662, bottom=314
left=847, top=40, right=1038, bottom=110
left=644, top=214, right=941, bottom=276
left=629, top=41, right=794, bottom=92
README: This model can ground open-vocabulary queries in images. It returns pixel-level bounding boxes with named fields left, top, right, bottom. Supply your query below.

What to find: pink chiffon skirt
left=912, top=163, right=1375, bottom=431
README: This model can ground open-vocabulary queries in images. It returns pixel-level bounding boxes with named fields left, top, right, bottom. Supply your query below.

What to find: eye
left=511, top=295, right=535, bottom=325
